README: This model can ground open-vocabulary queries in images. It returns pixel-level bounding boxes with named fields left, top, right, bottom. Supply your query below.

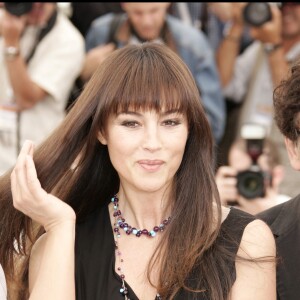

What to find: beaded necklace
left=111, top=195, right=171, bottom=300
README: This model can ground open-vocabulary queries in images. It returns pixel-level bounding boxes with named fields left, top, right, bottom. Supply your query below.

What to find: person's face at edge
left=281, top=3, right=300, bottom=39
left=26, top=3, right=55, bottom=26
left=228, top=146, right=271, bottom=173
left=98, top=109, right=189, bottom=194
left=285, top=112, right=300, bottom=170
left=122, top=3, right=170, bottom=41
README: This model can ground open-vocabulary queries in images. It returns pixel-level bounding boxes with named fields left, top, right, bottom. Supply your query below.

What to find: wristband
left=224, top=34, right=240, bottom=43
left=263, top=43, right=283, bottom=54
left=3, top=46, right=20, bottom=60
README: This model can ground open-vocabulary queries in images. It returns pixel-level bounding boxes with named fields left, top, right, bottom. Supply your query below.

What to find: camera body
left=237, top=164, right=266, bottom=199
left=243, top=2, right=273, bottom=27
left=236, top=124, right=268, bottom=200
left=4, top=3, right=33, bottom=17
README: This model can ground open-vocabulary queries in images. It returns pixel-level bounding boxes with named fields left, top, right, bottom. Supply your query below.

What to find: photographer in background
left=0, top=3, right=85, bottom=176
left=216, top=124, right=290, bottom=215
left=81, top=2, right=226, bottom=144
left=216, top=2, right=300, bottom=198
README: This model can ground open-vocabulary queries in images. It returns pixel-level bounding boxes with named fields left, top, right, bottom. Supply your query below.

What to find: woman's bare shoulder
left=239, top=219, right=275, bottom=258
left=221, top=205, right=231, bottom=223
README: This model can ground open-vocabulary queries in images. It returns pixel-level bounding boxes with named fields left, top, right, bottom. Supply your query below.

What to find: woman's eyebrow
left=160, top=109, right=182, bottom=116
left=116, top=109, right=182, bottom=117
left=117, top=111, right=143, bottom=117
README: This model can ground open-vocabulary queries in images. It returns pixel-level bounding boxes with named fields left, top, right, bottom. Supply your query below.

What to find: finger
left=28, top=142, right=35, bottom=157
left=220, top=188, right=238, bottom=202
left=106, top=43, right=116, bottom=50
left=20, top=140, right=33, bottom=155
left=217, top=166, right=238, bottom=177
left=226, top=178, right=238, bottom=187
left=102, top=43, right=116, bottom=54
left=15, top=154, right=30, bottom=195
left=10, top=170, right=21, bottom=208
left=25, top=154, right=47, bottom=201
left=14, top=141, right=34, bottom=198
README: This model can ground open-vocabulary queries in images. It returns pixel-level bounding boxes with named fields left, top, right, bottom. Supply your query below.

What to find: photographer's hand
left=235, top=194, right=279, bottom=215
left=2, top=11, right=26, bottom=46
left=250, top=4, right=282, bottom=45
left=215, top=166, right=238, bottom=206
left=250, top=4, right=287, bottom=88
left=81, top=43, right=116, bottom=82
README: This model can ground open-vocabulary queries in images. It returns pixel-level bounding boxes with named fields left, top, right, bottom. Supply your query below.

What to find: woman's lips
left=138, top=160, right=164, bottom=171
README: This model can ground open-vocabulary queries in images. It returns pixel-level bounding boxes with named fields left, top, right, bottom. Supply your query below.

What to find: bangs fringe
left=97, top=44, right=198, bottom=124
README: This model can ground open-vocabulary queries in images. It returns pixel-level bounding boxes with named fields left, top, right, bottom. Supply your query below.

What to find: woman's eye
left=121, top=121, right=139, bottom=128
left=163, top=119, right=180, bottom=126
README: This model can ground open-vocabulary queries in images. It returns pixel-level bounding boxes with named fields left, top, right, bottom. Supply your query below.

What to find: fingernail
left=24, top=140, right=32, bottom=147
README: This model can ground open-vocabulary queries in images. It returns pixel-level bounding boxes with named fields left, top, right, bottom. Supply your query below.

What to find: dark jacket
left=257, top=195, right=300, bottom=300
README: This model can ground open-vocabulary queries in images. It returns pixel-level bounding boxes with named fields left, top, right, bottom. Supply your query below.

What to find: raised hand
left=2, top=11, right=26, bottom=46
left=249, top=4, right=282, bottom=44
left=215, top=166, right=238, bottom=205
left=11, top=140, right=76, bottom=232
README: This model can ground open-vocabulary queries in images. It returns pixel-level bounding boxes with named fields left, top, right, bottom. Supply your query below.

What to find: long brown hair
left=0, top=43, right=232, bottom=299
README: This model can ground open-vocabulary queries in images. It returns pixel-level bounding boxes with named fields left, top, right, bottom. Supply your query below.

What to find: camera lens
left=237, top=170, right=265, bottom=199
left=4, top=3, right=33, bottom=17
left=243, top=3, right=272, bottom=27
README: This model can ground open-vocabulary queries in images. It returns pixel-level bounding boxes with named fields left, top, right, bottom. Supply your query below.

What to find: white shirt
left=223, top=41, right=300, bottom=135
left=0, top=264, right=7, bottom=300
left=0, top=11, right=85, bottom=175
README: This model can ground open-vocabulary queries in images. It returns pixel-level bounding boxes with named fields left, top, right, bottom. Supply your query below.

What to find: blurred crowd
left=1, top=2, right=300, bottom=215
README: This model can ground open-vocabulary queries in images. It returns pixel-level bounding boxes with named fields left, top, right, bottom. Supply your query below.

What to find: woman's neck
left=116, top=186, right=172, bottom=230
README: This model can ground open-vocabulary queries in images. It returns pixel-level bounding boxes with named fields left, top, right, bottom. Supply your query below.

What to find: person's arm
left=216, top=3, right=246, bottom=87
left=80, top=43, right=115, bottom=82
left=215, top=166, right=238, bottom=205
left=229, top=219, right=276, bottom=299
left=250, top=5, right=287, bottom=88
left=28, top=224, right=75, bottom=300
left=80, top=13, right=116, bottom=82
left=11, top=140, right=76, bottom=300
left=2, top=12, right=47, bottom=110
left=216, top=23, right=244, bottom=87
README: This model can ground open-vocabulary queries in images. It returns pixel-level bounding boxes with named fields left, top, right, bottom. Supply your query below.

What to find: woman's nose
left=142, top=125, right=162, bottom=152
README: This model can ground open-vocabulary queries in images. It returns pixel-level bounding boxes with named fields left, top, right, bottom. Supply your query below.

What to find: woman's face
left=98, top=109, right=189, bottom=194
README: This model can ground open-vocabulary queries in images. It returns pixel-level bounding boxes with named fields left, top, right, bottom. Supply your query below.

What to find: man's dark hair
left=273, top=60, right=300, bottom=142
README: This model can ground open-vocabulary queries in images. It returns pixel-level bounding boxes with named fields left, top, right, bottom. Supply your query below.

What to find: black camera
left=236, top=124, right=268, bottom=199
left=4, top=3, right=33, bottom=17
left=243, top=2, right=272, bottom=27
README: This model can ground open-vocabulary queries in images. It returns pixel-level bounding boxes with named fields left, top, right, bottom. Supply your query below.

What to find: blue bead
left=120, top=288, right=124, bottom=293
left=150, top=230, right=156, bottom=237
left=124, top=227, right=128, bottom=231
left=132, top=229, right=138, bottom=235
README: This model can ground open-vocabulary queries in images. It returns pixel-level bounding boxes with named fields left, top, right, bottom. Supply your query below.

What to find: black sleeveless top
left=75, top=204, right=256, bottom=300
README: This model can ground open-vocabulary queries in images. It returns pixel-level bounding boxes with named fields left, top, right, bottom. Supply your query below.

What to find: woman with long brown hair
left=0, top=43, right=275, bottom=300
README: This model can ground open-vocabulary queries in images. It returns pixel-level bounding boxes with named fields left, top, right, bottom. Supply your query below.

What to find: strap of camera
left=25, top=9, right=58, bottom=64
